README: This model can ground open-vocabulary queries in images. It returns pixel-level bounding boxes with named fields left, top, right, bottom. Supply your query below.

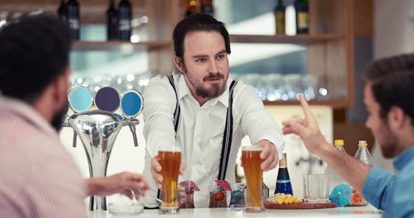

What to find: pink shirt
left=0, top=96, right=87, bottom=218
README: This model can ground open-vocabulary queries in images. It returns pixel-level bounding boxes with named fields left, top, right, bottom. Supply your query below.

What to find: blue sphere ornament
left=329, top=184, right=352, bottom=207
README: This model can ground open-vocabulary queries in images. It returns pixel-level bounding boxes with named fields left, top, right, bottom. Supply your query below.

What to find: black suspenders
left=167, top=74, right=238, bottom=180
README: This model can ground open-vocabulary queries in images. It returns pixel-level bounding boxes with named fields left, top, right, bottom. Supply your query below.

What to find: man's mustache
left=203, top=73, right=224, bottom=81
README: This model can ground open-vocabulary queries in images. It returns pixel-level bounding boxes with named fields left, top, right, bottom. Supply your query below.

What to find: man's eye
left=195, top=58, right=207, bottom=63
left=217, top=54, right=225, bottom=60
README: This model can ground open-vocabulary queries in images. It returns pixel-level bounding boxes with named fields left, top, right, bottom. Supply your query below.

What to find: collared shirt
left=0, top=96, right=87, bottom=218
left=363, top=146, right=414, bottom=217
left=142, top=73, right=285, bottom=207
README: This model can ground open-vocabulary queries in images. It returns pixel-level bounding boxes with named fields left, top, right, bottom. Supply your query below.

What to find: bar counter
left=89, top=205, right=383, bottom=218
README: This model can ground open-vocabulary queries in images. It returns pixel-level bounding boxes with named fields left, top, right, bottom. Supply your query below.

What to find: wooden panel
left=146, top=0, right=179, bottom=74
left=333, top=123, right=375, bottom=155
left=354, top=0, right=373, bottom=37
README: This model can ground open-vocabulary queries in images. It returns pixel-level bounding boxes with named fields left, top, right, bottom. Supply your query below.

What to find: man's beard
left=194, top=73, right=226, bottom=98
left=51, top=102, right=69, bottom=132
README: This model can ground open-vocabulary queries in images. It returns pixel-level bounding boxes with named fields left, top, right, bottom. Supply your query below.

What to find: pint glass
left=241, top=145, right=265, bottom=213
left=157, top=145, right=181, bottom=214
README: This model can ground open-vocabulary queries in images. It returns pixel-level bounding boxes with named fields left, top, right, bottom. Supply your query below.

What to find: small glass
left=229, top=183, right=245, bottom=210
left=303, top=174, right=331, bottom=202
left=177, top=189, right=195, bottom=208
left=209, top=184, right=228, bottom=208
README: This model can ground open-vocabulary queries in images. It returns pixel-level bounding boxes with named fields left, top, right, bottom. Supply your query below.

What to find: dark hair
left=362, top=53, right=414, bottom=125
left=0, top=14, right=71, bottom=103
left=173, top=13, right=231, bottom=59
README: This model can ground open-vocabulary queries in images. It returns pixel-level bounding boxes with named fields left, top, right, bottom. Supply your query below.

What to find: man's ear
left=52, top=67, right=71, bottom=110
left=388, top=106, right=405, bottom=129
left=173, top=56, right=185, bottom=74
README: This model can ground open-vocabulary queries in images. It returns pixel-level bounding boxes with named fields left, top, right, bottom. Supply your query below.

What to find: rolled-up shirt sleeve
left=143, top=76, right=178, bottom=158
left=236, top=84, right=285, bottom=156
left=362, top=166, right=395, bottom=210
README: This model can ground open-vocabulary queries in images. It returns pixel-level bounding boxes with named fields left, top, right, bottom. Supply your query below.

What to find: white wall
left=374, top=0, right=414, bottom=58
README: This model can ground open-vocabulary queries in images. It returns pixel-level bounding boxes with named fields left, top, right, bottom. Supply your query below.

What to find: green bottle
left=294, top=0, right=309, bottom=34
left=274, top=0, right=286, bottom=35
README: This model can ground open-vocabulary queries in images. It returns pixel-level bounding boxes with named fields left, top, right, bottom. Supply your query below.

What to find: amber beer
left=242, top=145, right=265, bottom=212
left=157, top=150, right=181, bottom=213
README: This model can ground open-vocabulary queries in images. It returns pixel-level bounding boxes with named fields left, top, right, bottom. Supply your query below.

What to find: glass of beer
left=157, top=145, right=182, bottom=214
left=241, top=145, right=265, bottom=213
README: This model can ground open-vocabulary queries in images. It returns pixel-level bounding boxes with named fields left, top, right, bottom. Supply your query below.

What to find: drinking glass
left=157, top=145, right=182, bottom=214
left=242, top=145, right=265, bottom=213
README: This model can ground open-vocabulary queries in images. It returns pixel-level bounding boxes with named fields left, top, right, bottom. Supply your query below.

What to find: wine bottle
left=118, top=0, right=132, bottom=41
left=200, top=0, right=214, bottom=17
left=294, top=0, right=309, bottom=34
left=106, top=0, right=118, bottom=40
left=57, top=0, right=67, bottom=20
left=274, top=153, right=293, bottom=195
left=185, top=0, right=198, bottom=17
left=274, top=0, right=286, bottom=35
left=66, top=0, right=80, bottom=40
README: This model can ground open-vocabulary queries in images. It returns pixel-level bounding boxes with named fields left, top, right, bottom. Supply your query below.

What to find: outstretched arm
left=85, top=172, right=149, bottom=199
left=282, top=95, right=371, bottom=192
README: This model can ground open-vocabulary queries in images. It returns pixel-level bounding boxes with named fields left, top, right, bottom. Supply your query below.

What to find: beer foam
left=242, top=145, right=263, bottom=151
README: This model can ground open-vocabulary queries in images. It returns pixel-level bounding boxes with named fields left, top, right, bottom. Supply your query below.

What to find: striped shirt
left=0, top=96, right=87, bottom=218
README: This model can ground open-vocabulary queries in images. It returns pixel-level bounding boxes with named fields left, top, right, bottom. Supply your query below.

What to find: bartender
left=142, top=13, right=285, bottom=208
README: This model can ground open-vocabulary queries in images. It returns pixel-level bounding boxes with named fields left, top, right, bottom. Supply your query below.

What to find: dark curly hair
left=362, top=53, right=414, bottom=125
left=0, top=14, right=71, bottom=103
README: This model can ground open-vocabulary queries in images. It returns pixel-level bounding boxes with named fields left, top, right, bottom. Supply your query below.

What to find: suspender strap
left=217, top=80, right=238, bottom=180
left=167, top=75, right=181, bottom=132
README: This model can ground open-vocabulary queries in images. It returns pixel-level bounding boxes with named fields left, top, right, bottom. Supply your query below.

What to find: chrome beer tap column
left=65, top=86, right=143, bottom=211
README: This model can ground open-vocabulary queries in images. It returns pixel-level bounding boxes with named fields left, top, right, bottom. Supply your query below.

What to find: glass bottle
left=106, top=0, right=118, bottom=40
left=200, top=0, right=214, bottom=17
left=294, top=0, right=309, bottom=34
left=66, top=0, right=80, bottom=40
left=118, top=0, right=132, bottom=41
left=324, top=139, right=347, bottom=191
left=350, top=140, right=372, bottom=206
left=354, top=140, right=373, bottom=165
left=185, top=0, right=198, bottom=17
left=57, top=0, right=67, bottom=20
left=274, top=0, right=285, bottom=35
left=274, top=153, right=293, bottom=195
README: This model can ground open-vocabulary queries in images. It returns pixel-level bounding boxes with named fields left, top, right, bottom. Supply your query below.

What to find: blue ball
left=329, top=184, right=352, bottom=207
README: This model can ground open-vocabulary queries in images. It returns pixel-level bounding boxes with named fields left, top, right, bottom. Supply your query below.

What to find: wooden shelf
left=230, top=34, right=345, bottom=44
left=263, top=99, right=349, bottom=108
left=72, top=41, right=171, bottom=52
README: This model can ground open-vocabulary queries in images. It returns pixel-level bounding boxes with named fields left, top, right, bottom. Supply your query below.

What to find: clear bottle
left=274, top=0, right=285, bottom=35
left=354, top=140, right=372, bottom=165
left=350, top=140, right=372, bottom=206
left=324, top=139, right=347, bottom=191
left=274, top=153, right=293, bottom=195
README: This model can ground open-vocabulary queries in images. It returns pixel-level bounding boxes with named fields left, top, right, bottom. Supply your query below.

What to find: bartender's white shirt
left=142, top=73, right=285, bottom=208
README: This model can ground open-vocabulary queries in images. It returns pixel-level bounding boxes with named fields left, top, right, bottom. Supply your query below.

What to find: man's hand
left=151, top=157, right=184, bottom=190
left=257, top=139, right=279, bottom=171
left=281, top=95, right=328, bottom=155
left=86, top=172, right=149, bottom=199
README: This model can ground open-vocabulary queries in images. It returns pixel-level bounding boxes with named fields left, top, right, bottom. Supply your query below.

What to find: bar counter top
left=89, top=205, right=383, bottom=218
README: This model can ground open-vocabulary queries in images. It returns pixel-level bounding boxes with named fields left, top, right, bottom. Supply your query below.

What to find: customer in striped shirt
left=0, top=14, right=148, bottom=218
